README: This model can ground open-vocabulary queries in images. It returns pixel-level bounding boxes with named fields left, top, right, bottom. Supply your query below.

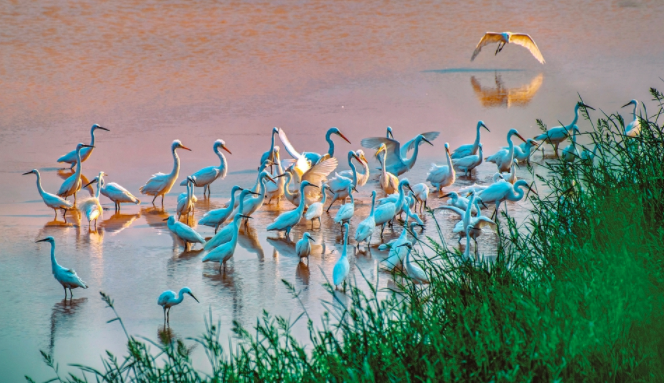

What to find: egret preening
left=534, top=103, right=595, bottom=156
left=332, top=223, right=351, bottom=291
left=57, top=124, right=109, bottom=169
left=354, top=190, right=377, bottom=250
left=410, top=183, right=429, bottom=213
left=176, top=176, right=196, bottom=220
left=23, top=169, right=73, bottom=220
left=205, top=189, right=258, bottom=250
left=140, top=140, right=192, bottom=206
left=202, top=214, right=251, bottom=271
left=165, top=215, right=205, bottom=250
left=57, top=143, right=94, bottom=203
left=304, top=184, right=327, bottom=228
left=267, top=181, right=319, bottom=239
left=295, top=232, right=315, bottom=264
left=326, top=151, right=362, bottom=212
left=451, top=121, right=490, bottom=159
left=279, top=126, right=351, bottom=165
left=86, top=175, right=140, bottom=211
left=260, top=127, right=280, bottom=170
left=157, top=287, right=199, bottom=325
left=486, top=129, right=527, bottom=172
left=36, top=237, right=88, bottom=299
left=338, top=150, right=370, bottom=187
left=426, top=142, right=455, bottom=196
left=79, top=171, right=106, bottom=231
left=397, top=243, right=429, bottom=284
left=334, top=185, right=355, bottom=229
left=478, top=179, right=537, bottom=219
left=471, top=32, right=545, bottom=64
left=453, top=143, right=483, bottom=176
left=181, top=139, right=231, bottom=197
left=375, top=143, right=399, bottom=195
left=362, top=134, right=433, bottom=176
left=561, top=126, right=581, bottom=162
left=622, top=99, right=642, bottom=137
left=199, top=185, right=244, bottom=233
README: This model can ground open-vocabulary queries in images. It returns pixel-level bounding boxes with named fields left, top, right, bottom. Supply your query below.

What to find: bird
left=332, top=223, right=351, bottom=291
left=453, top=143, right=483, bottom=176
left=234, top=171, right=276, bottom=220
left=260, top=127, right=280, bottom=170
left=397, top=242, right=429, bottom=284
left=462, top=225, right=478, bottom=262
left=36, top=237, right=88, bottom=299
left=486, top=129, right=528, bottom=172
left=265, top=147, right=286, bottom=205
left=410, top=183, right=429, bottom=213
left=57, top=124, right=110, bottom=169
left=282, top=155, right=338, bottom=205
left=176, top=176, right=196, bottom=220
left=79, top=171, right=106, bottom=231
left=57, top=143, right=94, bottom=203
left=504, top=139, right=540, bottom=165
left=140, top=140, right=192, bottom=206
left=338, top=150, right=370, bottom=187
left=580, top=144, right=601, bottom=164
left=451, top=121, right=490, bottom=159
left=426, top=143, right=456, bottom=196
left=457, top=173, right=506, bottom=195
left=157, top=287, right=199, bottom=325
left=326, top=151, right=363, bottom=211
left=375, top=143, right=399, bottom=195
left=380, top=222, right=419, bottom=270
left=304, top=183, right=327, bottom=228
left=436, top=193, right=495, bottom=245
left=499, top=159, right=519, bottom=184
left=374, top=179, right=412, bottom=237
left=205, top=189, right=258, bottom=250
left=334, top=185, right=355, bottom=229
left=470, top=32, right=545, bottom=64
left=180, top=139, right=231, bottom=197
left=354, top=190, right=377, bottom=250
left=361, top=134, right=433, bottom=176
left=376, top=178, right=413, bottom=218
left=279, top=126, right=352, bottom=165
left=365, top=128, right=440, bottom=164
left=202, top=214, right=251, bottom=271
left=561, top=126, right=581, bottom=162
left=165, top=215, right=205, bottom=250
left=622, top=99, right=642, bottom=137
left=295, top=232, right=315, bottom=264
left=85, top=175, right=140, bottom=211
left=267, top=181, right=319, bottom=239
left=441, top=191, right=477, bottom=214
left=23, top=169, right=73, bottom=220
left=534, top=103, right=594, bottom=157
left=199, top=186, right=248, bottom=233
left=478, top=179, right=536, bottom=219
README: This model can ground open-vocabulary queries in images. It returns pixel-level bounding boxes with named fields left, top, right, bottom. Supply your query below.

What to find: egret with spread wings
left=471, top=32, right=545, bottom=64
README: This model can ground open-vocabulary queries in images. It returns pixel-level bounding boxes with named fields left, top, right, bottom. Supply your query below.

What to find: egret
left=410, top=183, right=429, bottom=213
left=36, top=237, right=88, bottom=299
left=457, top=173, right=505, bottom=195
left=534, top=103, right=594, bottom=156
left=426, top=143, right=455, bottom=196
left=622, top=99, right=642, bottom=137
left=181, top=139, right=231, bottom=197
left=561, top=126, right=581, bottom=162
left=354, top=190, right=377, bottom=250
left=437, top=195, right=495, bottom=245
left=441, top=191, right=477, bottom=214
left=499, top=159, right=519, bottom=184
left=157, top=287, right=199, bottom=324
left=332, top=223, right=351, bottom=291
left=375, top=143, right=399, bottom=195
left=304, top=184, right=327, bottom=228
left=86, top=175, right=140, bottom=211
left=453, top=143, right=483, bottom=176
left=504, top=139, right=540, bottom=164
left=364, top=128, right=440, bottom=164
left=326, top=151, right=362, bottom=212
left=478, top=179, right=536, bottom=219
left=462, top=225, right=477, bottom=262
left=362, top=134, right=433, bottom=176
left=57, top=124, right=109, bottom=169
left=280, top=170, right=300, bottom=207
left=288, top=155, right=338, bottom=203
left=165, top=215, right=205, bottom=250
left=338, top=150, right=370, bottom=187
left=380, top=222, right=418, bottom=270
left=202, top=214, right=251, bottom=271
left=374, top=180, right=412, bottom=237
left=79, top=171, right=106, bottom=231
left=205, top=189, right=258, bottom=250
left=334, top=185, right=355, bottom=229
left=451, top=121, right=490, bottom=159
left=235, top=171, right=276, bottom=220
left=176, top=176, right=196, bottom=220
left=259, top=127, right=280, bottom=170
left=279, top=127, right=352, bottom=165
left=265, top=147, right=286, bottom=205
left=486, top=129, right=527, bottom=172
left=237, top=161, right=273, bottom=206
left=295, top=232, right=315, bottom=264
left=376, top=178, right=413, bottom=219
left=23, top=169, right=73, bottom=219
left=267, top=181, right=319, bottom=239
left=403, top=199, right=425, bottom=227
left=57, top=143, right=94, bottom=203
left=199, top=185, right=244, bottom=233
left=140, top=140, right=192, bottom=206
left=397, top=243, right=429, bottom=284
left=385, top=126, right=440, bottom=158
left=470, top=32, right=545, bottom=64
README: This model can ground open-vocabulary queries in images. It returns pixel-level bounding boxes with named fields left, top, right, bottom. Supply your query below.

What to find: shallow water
left=1, top=0, right=663, bottom=380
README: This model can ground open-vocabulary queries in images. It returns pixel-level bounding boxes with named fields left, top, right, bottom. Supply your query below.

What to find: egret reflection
left=470, top=72, right=543, bottom=108
left=101, top=212, right=140, bottom=234
left=49, top=297, right=87, bottom=354
left=238, top=225, right=264, bottom=259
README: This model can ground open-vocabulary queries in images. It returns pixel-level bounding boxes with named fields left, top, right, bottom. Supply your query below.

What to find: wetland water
left=1, top=0, right=663, bottom=380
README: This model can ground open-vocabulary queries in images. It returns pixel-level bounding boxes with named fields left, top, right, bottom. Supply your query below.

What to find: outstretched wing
left=362, top=137, right=403, bottom=167
left=303, top=156, right=338, bottom=196
left=471, top=32, right=504, bottom=61
left=509, top=34, right=545, bottom=64
left=277, top=129, right=302, bottom=159
left=402, top=131, right=440, bottom=155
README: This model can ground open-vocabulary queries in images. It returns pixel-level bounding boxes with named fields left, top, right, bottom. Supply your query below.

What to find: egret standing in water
left=364, top=128, right=439, bottom=164
left=36, top=237, right=88, bottom=300
left=486, top=129, right=528, bottom=172
left=199, top=185, right=244, bottom=233
left=326, top=151, right=362, bottom=211
left=534, top=103, right=594, bottom=157
left=181, top=139, right=231, bottom=197
left=205, top=189, right=259, bottom=250
left=426, top=143, right=455, bottom=196
left=622, top=99, right=642, bottom=137
left=176, top=176, right=196, bottom=220
left=334, top=185, right=355, bottom=230
left=410, top=183, right=429, bottom=213
left=80, top=171, right=106, bottom=231
left=23, top=169, right=73, bottom=220
left=452, top=143, right=483, bottom=176
left=267, top=181, right=318, bottom=239
left=478, top=179, right=537, bottom=219
left=451, top=121, right=490, bottom=159
left=139, top=140, right=191, bottom=206
left=279, top=126, right=352, bottom=165
left=333, top=223, right=351, bottom=291
left=57, top=124, right=109, bottom=169
left=470, top=32, right=545, bottom=64
left=397, top=242, right=429, bottom=284
left=259, top=127, right=280, bottom=170
left=86, top=175, right=140, bottom=212
left=338, top=150, right=370, bottom=187
left=157, top=287, right=199, bottom=325
left=165, top=215, right=205, bottom=250
left=375, top=144, right=399, bottom=195
left=304, top=184, right=327, bottom=229
left=57, top=143, right=94, bottom=203
left=363, top=134, right=433, bottom=176
left=561, top=126, right=581, bottom=162
left=202, top=214, right=252, bottom=271
left=354, top=190, right=377, bottom=251
left=295, top=232, right=315, bottom=264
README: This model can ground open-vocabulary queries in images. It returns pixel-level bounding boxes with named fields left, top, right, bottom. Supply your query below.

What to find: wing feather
left=277, top=129, right=302, bottom=159
left=509, top=34, right=545, bottom=64
left=471, top=33, right=504, bottom=61
left=402, top=132, right=440, bottom=154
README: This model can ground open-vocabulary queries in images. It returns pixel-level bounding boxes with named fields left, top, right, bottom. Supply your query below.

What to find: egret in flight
left=451, top=121, right=490, bottom=159
left=267, top=181, right=318, bottom=239
left=279, top=127, right=352, bottom=165
left=295, top=232, right=315, bottom=264
left=158, top=287, right=199, bottom=324
left=57, top=124, right=109, bottom=169
left=332, top=223, right=351, bottom=291
left=471, top=32, right=545, bottom=64
left=426, top=143, right=455, bottom=196
left=85, top=175, right=140, bottom=211
left=23, top=169, right=73, bottom=220
left=80, top=171, right=106, bottom=231
left=622, top=99, right=642, bottom=137
left=36, top=237, right=88, bottom=300
left=534, top=103, right=594, bottom=157
left=57, top=143, right=94, bottom=203
left=181, top=139, right=231, bottom=197
left=140, top=140, right=191, bottom=206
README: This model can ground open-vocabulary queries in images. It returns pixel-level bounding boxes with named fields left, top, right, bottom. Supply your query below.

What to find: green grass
left=29, top=89, right=664, bottom=382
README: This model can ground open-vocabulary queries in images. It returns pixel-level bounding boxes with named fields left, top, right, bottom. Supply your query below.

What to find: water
left=1, top=0, right=663, bottom=380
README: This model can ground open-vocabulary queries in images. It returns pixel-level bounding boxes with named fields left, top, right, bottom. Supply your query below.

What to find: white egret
left=199, top=186, right=245, bottom=233
left=437, top=198, right=495, bottom=245
left=165, top=215, right=205, bottom=250
left=267, top=181, right=318, bottom=239
left=486, top=129, right=527, bottom=172
left=265, top=147, right=286, bottom=205
left=57, top=143, right=94, bottom=203
left=478, top=179, right=536, bottom=219
left=86, top=175, right=140, bottom=211
left=259, top=127, right=280, bottom=170
left=176, top=176, right=196, bottom=220
left=332, top=223, right=351, bottom=291
left=451, top=121, right=490, bottom=159
left=375, top=143, right=399, bottom=195
left=622, top=99, right=642, bottom=137
left=354, top=190, right=377, bottom=250
left=457, top=173, right=505, bottom=195
left=23, top=169, right=73, bottom=219
left=561, top=126, right=581, bottom=162
left=139, top=140, right=192, bottom=206
left=205, top=189, right=258, bottom=250
left=453, top=143, right=483, bottom=176
left=334, top=185, right=355, bottom=229
left=280, top=170, right=300, bottom=207
left=295, top=232, right=315, bottom=264
left=374, top=179, right=412, bottom=237
left=504, top=139, right=540, bottom=164
left=365, top=128, right=439, bottom=164
left=157, top=287, right=199, bottom=324
left=304, top=184, right=327, bottom=228
left=384, top=126, right=440, bottom=158
left=380, top=222, right=418, bottom=271
left=362, top=134, right=433, bottom=176
left=410, top=183, right=429, bottom=213
left=471, top=32, right=545, bottom=64
left=403, top=199, right=425, bottom=227
left=534, top=103, right=595, bottom=156
left=202, top=214, right=251, bottom=271
left=36, top=237, right=88, bottom=299
left=338, top=150, right=370, bottom=187
left=79, top=171, right=106, bottom=231
left=441, top=191, right=477, bottom=214
left=377, top=178, right=413, bottom=218
left=326, top=151, right=362, bottom=212
left=426, top=143, right=455, bottom=196
left=499, top=159, right=519, bottom=184
left=235, top=171, right=276, bottom=220
left=181, top=139, right=231, bottom=197
left=287, top=155, right=338, bottom=203
left=57, top=124, right=109, bottom=169
left=279, top=127, right=352, bottom=165
left=397, top=243, right=429, bottom=284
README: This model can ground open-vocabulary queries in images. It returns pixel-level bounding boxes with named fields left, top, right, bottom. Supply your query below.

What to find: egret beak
left=441, top=193, right=452, bottom=198
left=360, top=154, right=368, bottom=164
left=83, top=178, right=98, bottom=188
left=189, top=293, right=200, bottom=303
left=480, top=200, right=488, bottom=209
left=498, top=174, right=504, bottom=179
left=446, top=147, right=451, bottom=156
left=97, top=126, right=110, bottom=131
left=275, top=173, right=288, bottom=179
left=529, top=186, right=538, bottom=196
left=353, top=186, right=359, bottom=193
left=396, top=243, right=412, bottom=249
left=36, top=238, right=48, bottom=243
left=423, top=137, right=434, bottom=146
left=308, top=237, right=316, bottom=243
left=531, top=140, right=540, bottom=147
left=240, top=215, right=253, bottom=219
left=220, top=145, right=232, bottom=155
left=266, top=175, right=277, bottom=184
left=82, top=145, right=95, bottom=148
left=352, top=153, right=362, bottom=162
left=180, top=145, right=192, bottom=151
left=515, top=133, right=527, bottom=143
left=580, top=103, right=595, bottom=111
left=163, top=218, right=169, bottom=221
left=337, top=131, right=352, bottom=145
left=247, top=190, right=260, bottom=196
left=621, top=101, right=633, bottom=108
left=22, top=171, right=33, bottom=175
left=308, top=184, right=320, bottom=189
left=481, top=123, right=490, bottom=132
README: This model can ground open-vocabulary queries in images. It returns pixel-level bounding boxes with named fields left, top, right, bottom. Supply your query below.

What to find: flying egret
left=235, top=171, right=276, bottom=220
left=199, top=185, right=244, bottom=233
left=334, top=185, right=355, bottom=230
left=176, top=176, right=196, bottom=220
left=36, top=237, right=88, bottom=299
left=57, top=124, right=109, bottom=169
left=181, top=139, right=231, bottom=197
left=622, top=99, right=642, bottom=137
left=139, top=140, right=191, bottom=206
left=279, top=127, right=352, bottom=165
left=267, top=181, right=319, bottom=239
left=295, top=232, right=315, bottom=264
left=283, top=154, right=338, bottom=204
left=561, top=126, right=581, bottom=162
left=259, top=127, right=280, bottom=170
left=453, top=143, right=484, bottom=176
left=441, top=191, right=477, bottom=214
left=375, top=143, right=399, bottom=195
left=165, top=215, right=205, bottom=250
left=451, top=121, right=490, bottom=159
left=397, top=243, right=429, bottom=284
left=534, top=103, right=594, bottom=156
left=457, top=173, right=505, bottom=195
left=23, top=169, right=73, bottom=220
left=354, top=190, right=377, bottom=250
left=471, top=32, right=545, bottom=64
left=157, top=287, right=199, bottom=324
left=57, top=143, right=94, bottom=203
left=362, top=134, right=433, bottom=176
left=205, top=189, right=259, bottom=250
left=478, top=179, right=536, bottom=219
left=265, top=147, right=286, bottom=205
left=79, top=171, right=106, bottom=231
left=364, top=128, right=440, bottom=164
left=410, top=183, right=429, bottom=213
left=326, top=151, right=362, bottom=212
left=381, top=222, right=419, bottom=270
left=202, top=214, right=251, bottom=271
left=486, top=129, right=527, bottom=172
left=85, top=175, right=140, bottom=211
left=426, top=142, right=455, bottom=196
left=304, top=183, right=327, bottom=228
left=332, top=223, right=351, bottom=291
left=338, top=150, right=370, bottom=187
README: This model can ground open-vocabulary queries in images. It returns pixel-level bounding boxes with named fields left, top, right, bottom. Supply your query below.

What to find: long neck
left=269, top=130, right=276, bottom=151
left=216, top=147, right=228, bottom=178
left=341, top=229, right=349, bottom=257
left=171, top=147, right=180, bottom=178
left=283, top=173, right=294, bottom=199
left=34, top=173, right=46, bottom=197
left=74, top=149, right=83, bottom=178
left=464, top=195, right=475, bottom=224
left=445, top=148, right=452, bottom=167
left=348, top=156, right=358, bottom=186
left=176, top=290, right=186, bottom=305
left=571, top=104, right=580, bottom=126
left=89, top=129, right=96, bottom=146
left=296, top=183, right=308, bottom=213
left=464, top=232, right=471, bottom=259
left=258, top=178, right=268, bottom=198
left=326, top=131, right=335, bottom=157
left=396, top=184, right=406, bottom=206
left=404, top=138, right=422, bottom=167
left=228, top=188, right=239, bottom=208
left=95, top=178, right=102, bottom=199
left=369, top=193, right=376, bottom=215
left=473, top=124, right=481, bottom=149
left=381, top=151, right=388, bottom=177
left=509, top=184, right=526, bottom=201
left=348, top=189, right=354, bottom=204
left=49, top=243, right=58, bottom=274
left=631, top=103, right=638, bottom=119
left=231, top=218, right=243, bottom=246
left=507, top=135, right=515, bottom=158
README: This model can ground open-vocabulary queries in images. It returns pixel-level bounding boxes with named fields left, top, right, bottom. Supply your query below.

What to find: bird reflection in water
left=238, top=225, right=264, bottom=260
left=267, top=236, right=296, bottom=262
left=101, top=212, right=140, bottom=234
left=157, top=325, right=177, bottom=345
left=49, top=297, right=87, bottom=354
left=56, top=170, right=95, bottom=197
left=470, top=72, right=543, bottom=108
left=141, top=206, right=169, bottom=228
left=203, top=262, right=236, bottom=289
left=295, top=262, right=310, bottom=285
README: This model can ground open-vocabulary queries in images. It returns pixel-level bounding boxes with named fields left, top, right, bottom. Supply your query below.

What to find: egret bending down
left=158, top=287, right=199, bottom=324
